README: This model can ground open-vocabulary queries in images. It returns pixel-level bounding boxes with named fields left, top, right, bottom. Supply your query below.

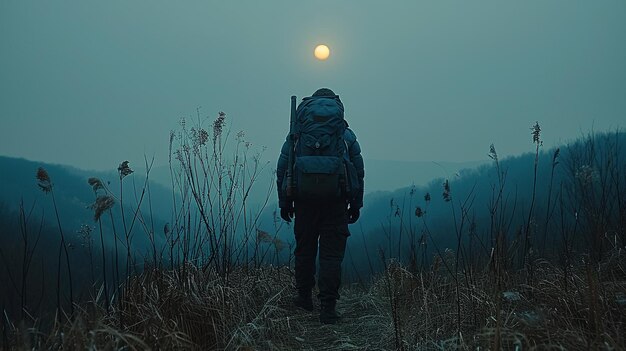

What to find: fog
left=2, top=1, right=625, bottom=176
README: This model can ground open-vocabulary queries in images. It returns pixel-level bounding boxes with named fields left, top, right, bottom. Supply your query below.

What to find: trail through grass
left=271, top=288, right=393, bottom=350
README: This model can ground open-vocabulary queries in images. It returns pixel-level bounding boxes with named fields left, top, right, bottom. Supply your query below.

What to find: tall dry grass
left=3, top=266, right=298, bottom=350
left=2, top=121, right=625, bottom=350
left=359, top=251, right=625, bottom=350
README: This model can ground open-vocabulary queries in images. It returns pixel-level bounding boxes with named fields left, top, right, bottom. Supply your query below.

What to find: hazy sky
left=1, top=1, right=625, bottom=171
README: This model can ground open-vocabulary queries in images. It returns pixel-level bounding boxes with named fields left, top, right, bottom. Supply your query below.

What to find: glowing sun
left=314, top=44, right=330, bottom=60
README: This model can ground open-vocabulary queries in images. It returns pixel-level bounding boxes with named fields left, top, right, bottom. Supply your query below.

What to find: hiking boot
left=294, top=291, right=314, bottom=312
left=319, top=300, right=340, bottom=324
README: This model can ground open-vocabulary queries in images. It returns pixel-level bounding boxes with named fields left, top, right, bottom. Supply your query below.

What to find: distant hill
left=0, top=156, right=171, bottom=244
left=362, top=159, right=488, bottom=192
left=346, top=131, right=626, bottom=277
left=147, top=158, right=488, bottom=198
left=4, top=130, right=623, bottom=275
left=0, top=157, right=173, bottom=316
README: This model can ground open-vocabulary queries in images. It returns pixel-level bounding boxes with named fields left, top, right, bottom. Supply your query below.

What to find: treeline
left=346, top=130, right=626, bottom=280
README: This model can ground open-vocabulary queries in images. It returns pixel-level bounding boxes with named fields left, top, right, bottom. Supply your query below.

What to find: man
left=276, top=88, right=365, bottom=324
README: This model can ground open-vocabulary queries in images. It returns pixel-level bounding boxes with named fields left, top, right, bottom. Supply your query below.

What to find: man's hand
left=348, top=207, right=360, bottom=224
left=280, top=206, right=294, bottom=222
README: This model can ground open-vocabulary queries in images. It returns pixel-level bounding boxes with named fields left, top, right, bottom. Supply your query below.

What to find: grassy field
left=3, top=254, right=624, bottom=350
left=2, top=122, right=625, bottom=350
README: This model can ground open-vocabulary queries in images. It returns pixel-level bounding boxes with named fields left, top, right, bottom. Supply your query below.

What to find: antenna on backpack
left=286, top=95, right=297, bottom=199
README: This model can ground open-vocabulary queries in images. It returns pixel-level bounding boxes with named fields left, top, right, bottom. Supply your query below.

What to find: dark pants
left=294, top=201, right=349, bottom=302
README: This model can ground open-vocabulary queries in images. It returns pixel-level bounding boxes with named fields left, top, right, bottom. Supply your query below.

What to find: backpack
left=292, top=95, right=359, bottom=201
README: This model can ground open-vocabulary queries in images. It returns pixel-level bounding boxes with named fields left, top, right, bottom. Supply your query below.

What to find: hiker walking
left=276, top=88, right=365, bottom=324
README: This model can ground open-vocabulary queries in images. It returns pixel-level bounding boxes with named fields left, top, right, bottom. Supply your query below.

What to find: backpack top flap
left=296, top=95, right=345, bottom=136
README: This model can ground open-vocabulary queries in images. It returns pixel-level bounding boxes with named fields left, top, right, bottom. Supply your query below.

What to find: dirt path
left=267, top=289, right=394, bottom=351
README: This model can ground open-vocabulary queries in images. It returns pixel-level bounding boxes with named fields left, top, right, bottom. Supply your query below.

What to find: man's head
left=312, top=88, right=336, bottom=97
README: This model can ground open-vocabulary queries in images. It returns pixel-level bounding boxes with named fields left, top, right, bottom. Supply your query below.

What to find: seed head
left=488, top=144, right=498, bottom=161
left=531, top=122, right=541, bottom=145
left=442, top=180, right=451, bottom=202
left=415, top=206, right=424, bottom=218
left=236, top=130, right=245, bottom=141
left=88, top=177, right=105, bottom=193
left=552, top=148, right=560, bottom=167
left=36, top=167, right=52, bottom=193
left=88, top=195, right=115, bottom=221
left=198, top=128, right=208, bottom=146
left=213, top=111, right=226, bottom=142
left=118, top=161, right=134, bottom=179
left=191, top=128, right=209, bottom=149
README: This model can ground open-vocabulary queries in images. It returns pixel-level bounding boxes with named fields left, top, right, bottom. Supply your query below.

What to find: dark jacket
left=276, top=124, right=364, bottom=209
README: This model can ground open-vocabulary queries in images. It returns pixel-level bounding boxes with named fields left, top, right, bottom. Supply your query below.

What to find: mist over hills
left=0, top=154, right=489, bottom=257
left=147, top=157, right=488, bottom=202
left=0, top=156, right=171, bottom=249
left=343, top=131, right=626, bottom=277
left=0, top=153, right=492, bottom=289
left=232, top=130, right=625, bottom=278
left=2, top=131, right=624, bottom=256
left=0, top=157, right=173, bottom=316
left=354, top=158, right=488, bottom=193
left=2, top=130, right=625, bottom=272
